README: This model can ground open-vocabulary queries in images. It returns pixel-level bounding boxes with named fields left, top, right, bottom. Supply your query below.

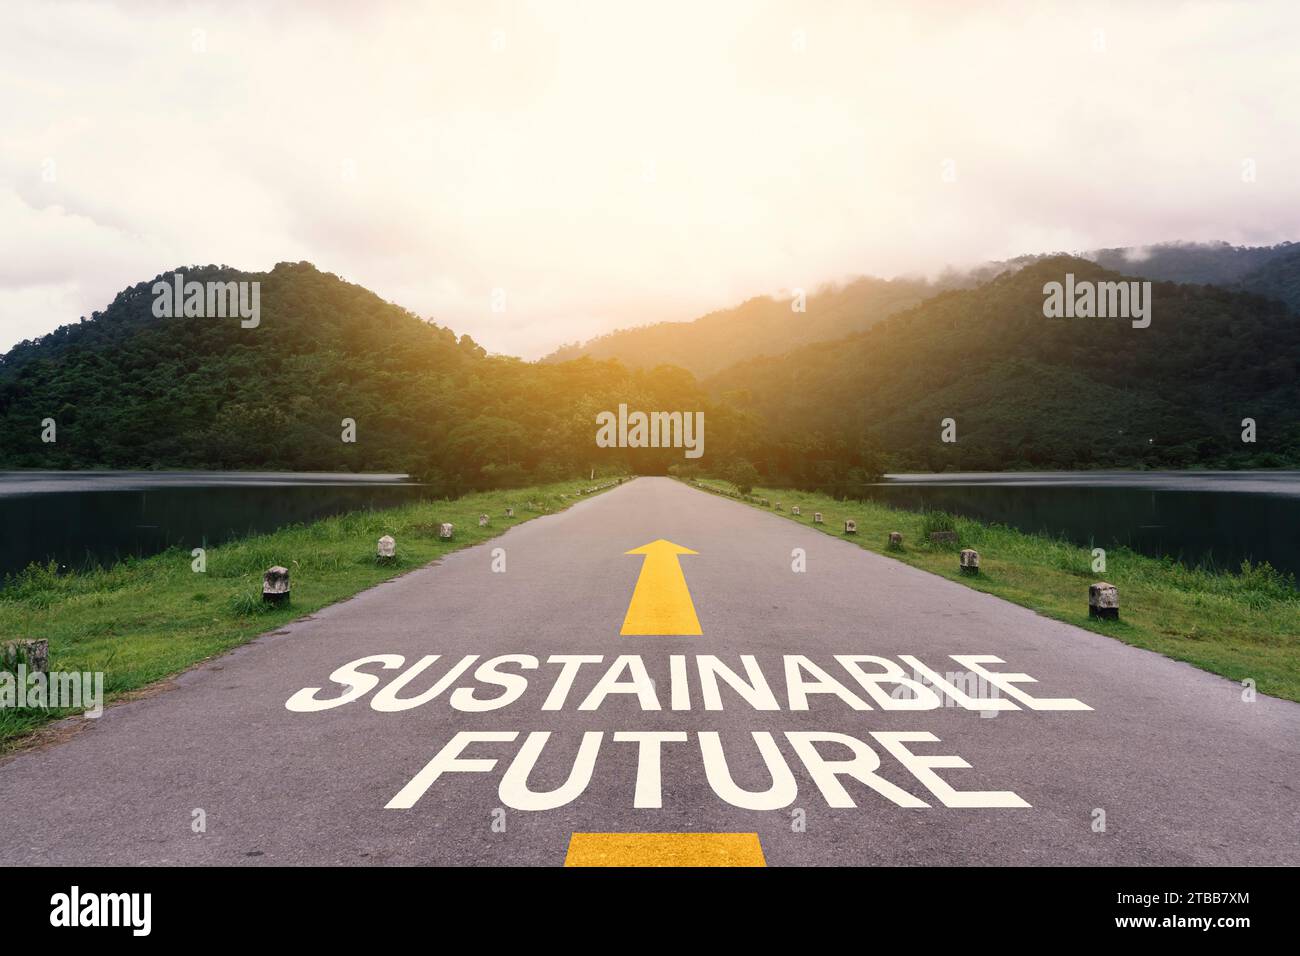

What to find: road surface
left=2, top=477, right=1296, bottom=865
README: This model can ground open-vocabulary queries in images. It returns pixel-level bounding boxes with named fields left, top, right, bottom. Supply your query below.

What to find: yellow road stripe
left=564, top=832, right=766, bottom=867
left=621, top=538, right=702, bottom=635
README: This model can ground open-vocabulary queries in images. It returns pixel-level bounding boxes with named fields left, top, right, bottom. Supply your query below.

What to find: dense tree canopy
left=706, top=256, right=1300, bottom=474
left=0, top=263, right=764, bottom=492
left=2, top=256, right=1296, bottom=501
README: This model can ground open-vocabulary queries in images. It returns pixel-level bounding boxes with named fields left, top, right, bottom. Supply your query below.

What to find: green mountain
left=0, top=263, right=738, bottom=491
left=3, top=256, right=1297, bottom=497
left=1084, top=240, right=1298, bottom=288
left=544, top=274, right=963, bottom=378
left=1234, top=245, right=1300, bottom=311
left=706, top=256, right=1300, bottom=472
left=547, top=242, right=1300, bottom=383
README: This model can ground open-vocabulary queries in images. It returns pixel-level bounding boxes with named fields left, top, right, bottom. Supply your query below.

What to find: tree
left=726, top=459, right=760, bottom=495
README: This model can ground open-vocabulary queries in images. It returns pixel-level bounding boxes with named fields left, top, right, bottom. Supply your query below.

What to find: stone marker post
left=888, top=532, right=903, bottom=549
left=263, top=566, right=290, bottom=606
left=1089, top=582, right=1119, bottom=619
left=2, top=638, right=49, bottom=674
left=959, top=549, right=980, bottom=575
left=439, top=523, right=454, bottom=540
left=377, top=535, right=395, bottom=559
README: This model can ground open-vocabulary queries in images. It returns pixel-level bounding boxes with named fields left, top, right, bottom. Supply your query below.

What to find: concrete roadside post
left=1089, top=582, right=1119, bottom=619
left=263, top=566, right=290, bottom=605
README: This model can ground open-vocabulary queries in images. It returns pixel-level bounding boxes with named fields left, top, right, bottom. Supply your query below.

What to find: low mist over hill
left=544, top=241, right=1300, bottom=379
left=1083, top=240, right=1297, bottom=288
left=544, top=274, right=969, bottom=378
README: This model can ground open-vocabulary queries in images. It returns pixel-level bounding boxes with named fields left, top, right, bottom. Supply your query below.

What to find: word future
left=596, top=403, right=704, bottom=459
left=1042, top=273, right=1152, bottom=328
left=152, top=272, right=260, bottom=328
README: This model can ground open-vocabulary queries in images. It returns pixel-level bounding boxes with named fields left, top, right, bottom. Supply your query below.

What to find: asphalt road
left=2, top=477, right=1296, bottom=865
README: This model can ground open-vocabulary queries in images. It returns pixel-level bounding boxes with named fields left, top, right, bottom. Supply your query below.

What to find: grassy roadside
left=685, top=478, right=1300, bottom=703
left=0, top=478, right=624, bottom=748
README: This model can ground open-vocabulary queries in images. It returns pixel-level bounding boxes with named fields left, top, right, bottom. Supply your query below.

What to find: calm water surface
left=867, top=470, right=1300, bottom=579
left=1, top=470, right=1297, bottom=582
left=0, top=471, right=427, bottom=578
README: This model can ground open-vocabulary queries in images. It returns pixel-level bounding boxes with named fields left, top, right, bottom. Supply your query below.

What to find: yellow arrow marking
left=620, top=538, right=702, bottom=635
left=564, top=832, right=766, bottom=867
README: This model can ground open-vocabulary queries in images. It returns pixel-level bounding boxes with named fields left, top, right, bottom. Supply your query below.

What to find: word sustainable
left=596, top=404, right=704, bottom=459
left=1042, top=272, right=1152, bottom=328
left=287, top=652, right=1091, bottom=811
left=151, top=271, right=261, bottom=328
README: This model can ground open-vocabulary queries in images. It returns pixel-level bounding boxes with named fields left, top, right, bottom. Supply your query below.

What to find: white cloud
left=1, top=0, right=1297, bottom=357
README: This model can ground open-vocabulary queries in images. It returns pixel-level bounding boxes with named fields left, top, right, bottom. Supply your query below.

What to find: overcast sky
left=1, top=0, right=1297, bottom=358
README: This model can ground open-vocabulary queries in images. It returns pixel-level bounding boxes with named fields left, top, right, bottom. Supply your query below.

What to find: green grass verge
left=0, top=478, right=624, bottom=748
left=687, top=478, right=1300, bottom=703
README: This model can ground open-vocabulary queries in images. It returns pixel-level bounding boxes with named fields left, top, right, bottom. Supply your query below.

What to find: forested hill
left=3, top=257, right=1297, bottom=492
left=0, top=262, right=479, bottom=476
left=545, top=242, right=1300, bottom=379
left=543, top=274, right=964, bottom=377
left=0, top=263, right=751, bottom=490
left=1080, top=241, right=1300, bottom=310
left=1234, top=245, right=1300, bottom=310
left=1084, top=240, right=1297, bottom=288
left=706, top=256, right=1300, bottom=472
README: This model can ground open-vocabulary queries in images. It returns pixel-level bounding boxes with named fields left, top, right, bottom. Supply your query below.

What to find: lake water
left=0, top=472, right=427, bottom=579
left=866, top=471, right=1300, bottom=580
left=1, top=470, right=1297, bottom=583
